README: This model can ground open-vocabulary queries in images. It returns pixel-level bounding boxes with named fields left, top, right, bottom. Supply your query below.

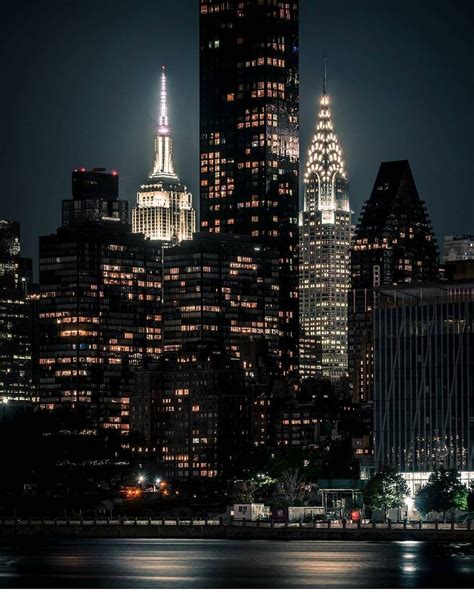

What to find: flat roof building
left=374, top=281, right=474, bottom=492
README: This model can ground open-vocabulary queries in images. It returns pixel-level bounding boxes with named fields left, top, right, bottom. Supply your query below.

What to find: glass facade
left=200, top=0, right=299, bottom=375
left=374, top=283, right=474, bottom=481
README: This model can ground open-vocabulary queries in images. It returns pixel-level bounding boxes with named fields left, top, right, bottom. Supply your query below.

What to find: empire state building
left=132, top=66, right=196, bottom=245
left=299, top=62, right=351, bottom=382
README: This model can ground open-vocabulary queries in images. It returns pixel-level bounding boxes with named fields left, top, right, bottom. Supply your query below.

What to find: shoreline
left=1, top=523, right=473, bottom=542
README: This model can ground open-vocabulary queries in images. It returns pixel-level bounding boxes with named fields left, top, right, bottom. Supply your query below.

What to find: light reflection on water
left=0, top=538, right=473, bottom=588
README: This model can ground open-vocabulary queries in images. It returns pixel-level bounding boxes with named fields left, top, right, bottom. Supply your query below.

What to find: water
left=0, top=538, right=473, bottom=588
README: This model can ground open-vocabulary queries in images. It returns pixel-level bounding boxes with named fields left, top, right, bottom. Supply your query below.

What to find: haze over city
left=1, top=1, right=473, bottom=589
left=1, top=0, right=473, bottom=268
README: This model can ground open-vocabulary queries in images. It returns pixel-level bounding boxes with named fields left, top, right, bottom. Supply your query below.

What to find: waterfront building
left=443, top=235, right=474, bottom=263
left=131, top=346, right=252, bottom=479
left=299, top=63, right=351, bottom=382
left=0, top=220, right=32, bottom=401
left=38, top=168, right=163, bottom=432
left=162, top=232, right=280, bottom=372
left=132, top=67, right=195, bottom=245
left=349, top=160, right=439, bottom=404
left=374, top=281, right=474, bottom=492
left=199, top=0, right=299, bottom=375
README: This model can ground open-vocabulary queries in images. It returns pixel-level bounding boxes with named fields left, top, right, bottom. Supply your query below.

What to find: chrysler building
left=299, top=61, right=351, bottom=381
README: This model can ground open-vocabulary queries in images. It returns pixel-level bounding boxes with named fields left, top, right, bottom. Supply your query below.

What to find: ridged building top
left=304, top=59, right=348, bottom=213
left=151, top=65, right=177, bottom=180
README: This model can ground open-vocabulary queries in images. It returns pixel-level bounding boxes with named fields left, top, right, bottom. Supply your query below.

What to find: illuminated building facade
left=374, top=282, right=474, bottom=491
left=299, top=66, right=351, bottom=381
left=131, top=346, right=252, bottom=479
left=163, top=232, right=280, bottom=371
left=38, top=169, right=163, bottom=432
left=443, top=235, right=474, bottom=263
left=0, top=220, right=32, bottom=401
left=200, top=0, right=299, bottom=375
left=132, top=67, right=195, bottom=245
left=349, top=160, right=439, bottom=404
left=275, top=401, right=335, bottom=449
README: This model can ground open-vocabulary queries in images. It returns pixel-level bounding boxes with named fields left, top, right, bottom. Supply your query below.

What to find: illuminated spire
left=159, top=65, right=169, bottom=133
left=304, top=58, right=348, bottom=213
left=323, top=52, right=327, bottom=96
left=151, top=65, right=177, bottom=179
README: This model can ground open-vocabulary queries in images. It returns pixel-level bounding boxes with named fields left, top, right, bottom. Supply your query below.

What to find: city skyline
left=1, top=0, right=472, bottom=271
left=0, top=2, right=473, bottom=586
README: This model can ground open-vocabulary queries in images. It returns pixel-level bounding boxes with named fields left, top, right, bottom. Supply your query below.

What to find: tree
left=468, top=481, right=474, bottom=512
left=414, top=468, right=468, bottom=520
left=363, top=467, right=409, bottom=519
left=320, top=438, right=357, bottom=479
left=275, top=468, right=307, bottom=506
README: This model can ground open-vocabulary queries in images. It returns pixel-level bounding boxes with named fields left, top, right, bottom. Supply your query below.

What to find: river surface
left=0, top=538, right=473, bottom=588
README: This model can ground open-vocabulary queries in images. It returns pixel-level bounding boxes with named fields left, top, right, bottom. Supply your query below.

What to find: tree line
left=363, top=467, right=474, bottom=521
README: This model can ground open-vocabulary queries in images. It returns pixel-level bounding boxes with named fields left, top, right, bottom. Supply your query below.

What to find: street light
left=137, top=474, right=145, bottom=484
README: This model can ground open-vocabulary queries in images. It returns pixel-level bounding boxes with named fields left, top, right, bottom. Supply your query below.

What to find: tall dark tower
left=349, top=160, right=439, bottom=404
left=199, top=0, right=299, bottom=376
left=0, top=220, right=32, bottom=402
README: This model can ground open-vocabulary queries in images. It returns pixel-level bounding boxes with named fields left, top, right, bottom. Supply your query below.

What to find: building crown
left=304, top=58, right=348, bottom=212
left=151, top=65, right=178, bottom=180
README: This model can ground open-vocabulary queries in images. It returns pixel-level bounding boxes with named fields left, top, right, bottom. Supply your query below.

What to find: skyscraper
left=132, top=67, right=196, bottom=245
left=0, top=220, right=32, bottom=401
left=349, top=160, right=439, bottom=403
left=199, top=0, right=299, bottom=375
left=38, top=169, right=163, bottom=432
left=162, top=232, right=280, bottom=371
left=299, top=63, right=351, bottom=381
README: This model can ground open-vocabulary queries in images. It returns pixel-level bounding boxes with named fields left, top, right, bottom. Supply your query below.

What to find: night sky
left=1, top=0, right=473, bottom=271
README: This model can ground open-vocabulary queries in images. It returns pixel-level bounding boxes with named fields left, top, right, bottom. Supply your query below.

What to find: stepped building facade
left=132, top=67, right=195, bottom=245
left=299, top=65, right=351, bottom=381
left=349, top=160, right=439, bottom=404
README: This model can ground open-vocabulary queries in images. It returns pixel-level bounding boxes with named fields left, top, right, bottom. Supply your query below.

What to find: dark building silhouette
left=0, top=220, right=32, bottom=401
left=131, top=346, right=253, bottom=480
left=38, top=169, right=162, bottom=432
left=163, top=232, right=280, bottom=375
left=199, top=0, right=299, bottom=376
left=349, top=160, right=439, bottom=404
left=62, top=167, right=127, bottom=227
